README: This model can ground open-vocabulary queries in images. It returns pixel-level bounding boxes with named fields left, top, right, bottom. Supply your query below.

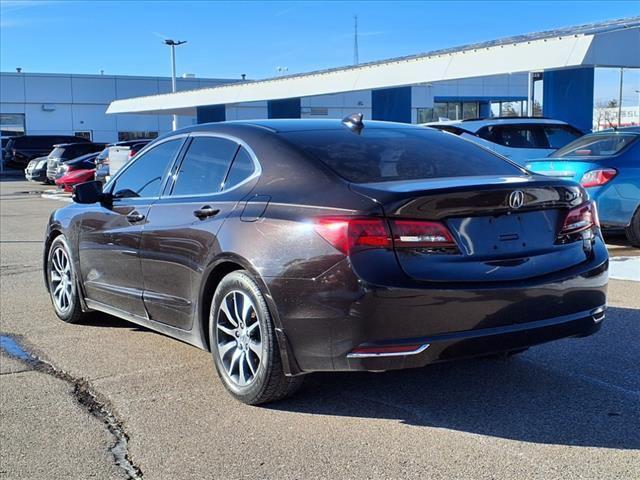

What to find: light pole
left=164, top=39, right=187, bottom=131
left=617, top=67, right=624, bottom=128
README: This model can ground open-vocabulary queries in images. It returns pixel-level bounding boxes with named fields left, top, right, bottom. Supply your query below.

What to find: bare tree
left=594, top=100, right=618, bottom=131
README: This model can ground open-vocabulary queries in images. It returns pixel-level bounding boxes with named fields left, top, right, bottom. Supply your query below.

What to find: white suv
left=423, top=118, right=583, bottom=165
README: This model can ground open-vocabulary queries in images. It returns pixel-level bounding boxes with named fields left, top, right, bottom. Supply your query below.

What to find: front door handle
left=126, top=211, right=145, bottom=223
left=194, top=205, right=220, bottom=220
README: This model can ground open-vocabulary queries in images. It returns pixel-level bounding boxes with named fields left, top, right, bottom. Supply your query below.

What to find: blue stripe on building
left=267, top=98, right=301, bottom=119
left=372, top=86, right=412, bottom=123
left=543, top=67, right=594, bottom=133
left=196, top=105, right=226, bottom=123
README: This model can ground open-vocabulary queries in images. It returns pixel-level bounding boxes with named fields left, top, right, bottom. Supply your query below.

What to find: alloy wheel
left=49, top=245, right=74, bottom=314
left=215, top=290, right=263, bottom=387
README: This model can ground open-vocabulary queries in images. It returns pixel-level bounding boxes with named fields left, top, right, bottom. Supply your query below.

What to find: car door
left=140, top=134, right=259, bottom=330
left=78, top=137, right=186, bottom=316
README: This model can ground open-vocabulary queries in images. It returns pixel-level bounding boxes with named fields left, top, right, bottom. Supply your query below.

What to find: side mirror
left=72, top=180, right=107, bottom=205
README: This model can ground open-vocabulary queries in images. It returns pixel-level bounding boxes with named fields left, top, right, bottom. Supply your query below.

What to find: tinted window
left=542, top=126, right=582, bottom=149
left=111, top=140, right=182, bottom=198
left=552, top=133, right=638, bottom=158
left=281, top=127, right=522, bottom=183
left=171, top=137, right=238, bottom=196
left=32, top=137, right=58, bottom=148
left=478, top=126, right=541, bottom=148
left=223, top=147, right=255, bottom=190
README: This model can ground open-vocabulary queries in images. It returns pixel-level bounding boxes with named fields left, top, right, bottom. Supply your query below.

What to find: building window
left=433, top=102, right=448, bottom=121
left=309, top=107, right=329, bottom=116
left=118, top=131, right=158, bottom=142
left=417, top=102, right=479, bottom=123
left=417, top=108, right=433, bottom=123
left=500, top=101, right=522, bottom=117
left=74, top=131, right=92, bottom=140
left=490, top=100, right=527, bottom=118
left=462, top=102, right=479, bottom=119
left=1, top=113, right=26, bottom=137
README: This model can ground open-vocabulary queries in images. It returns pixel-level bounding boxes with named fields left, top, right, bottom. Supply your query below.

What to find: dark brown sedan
left=44, top=118, right=608, bottom=404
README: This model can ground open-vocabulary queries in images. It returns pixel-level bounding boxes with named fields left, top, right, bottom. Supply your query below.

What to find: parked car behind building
left=526, top=127, right=640, bottom=246
left=24, top=156, right=50, bottom=183
left=425, top=117, right=583, bottom=164
left=46, top=143, right=105, bottom=182
left=94, top=139, right=152, bottom=183
left=55, top=153, right=99, bottom=193
left=3, top=135, right=90, bottom=170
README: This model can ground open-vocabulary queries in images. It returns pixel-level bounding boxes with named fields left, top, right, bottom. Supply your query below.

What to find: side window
left=171, top=136, right=238, bottom=196
left=223, top=147, right=256, bottom=190
left=112, top=139, right=182, bottom=199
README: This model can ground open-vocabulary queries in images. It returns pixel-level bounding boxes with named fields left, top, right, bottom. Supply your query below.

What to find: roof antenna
left=353, top=15, right=359, bottom=65
left=342, top=112, right=365, bottom=133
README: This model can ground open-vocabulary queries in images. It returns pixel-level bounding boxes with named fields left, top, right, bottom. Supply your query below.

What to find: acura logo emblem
left=508, top=190, right=525, bottom=209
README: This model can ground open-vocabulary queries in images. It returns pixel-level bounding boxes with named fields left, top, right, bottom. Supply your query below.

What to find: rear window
left=542, top=125, right=582, bottom=149
left=280, top=127, right=523, bottom=183
left=96, top=148, right=110, bottom=160
left=49, top=147, right=65, bottom=158
left=477, top=125, right=581, bottom=149
left=552, top=133, right=638, bottom=158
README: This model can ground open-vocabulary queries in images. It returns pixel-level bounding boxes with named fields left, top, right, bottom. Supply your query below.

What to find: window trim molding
left=105, top=134, right=189, bottom=201
left=163, top=131, right=262, bottom=200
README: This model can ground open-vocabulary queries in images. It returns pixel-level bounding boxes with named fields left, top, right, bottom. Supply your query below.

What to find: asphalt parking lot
left=1, top=178, right=639, bottom=480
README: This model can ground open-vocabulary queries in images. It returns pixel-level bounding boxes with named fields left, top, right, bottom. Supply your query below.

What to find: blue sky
left=1, top=1, right=639, bottom=104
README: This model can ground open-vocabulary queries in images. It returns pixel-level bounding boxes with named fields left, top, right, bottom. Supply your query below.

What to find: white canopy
left=107, top=17, right=640, bottom=116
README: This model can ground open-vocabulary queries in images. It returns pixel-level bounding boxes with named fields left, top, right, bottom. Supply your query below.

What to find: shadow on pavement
left=269, top=306, right=640, bottom=450
left=81, top=312, right=148, bottom=331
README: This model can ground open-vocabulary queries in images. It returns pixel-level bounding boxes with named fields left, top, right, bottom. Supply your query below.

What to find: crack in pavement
left=0, top=334, right=143, bottom=479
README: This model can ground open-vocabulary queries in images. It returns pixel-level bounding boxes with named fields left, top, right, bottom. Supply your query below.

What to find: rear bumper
left=269, top=237, right=608, bottom=373
left=25, top=168, right=47, bottom=182
left=587, top=185, right=638, bottom=228
left=344, top=306, right=604, bottom=372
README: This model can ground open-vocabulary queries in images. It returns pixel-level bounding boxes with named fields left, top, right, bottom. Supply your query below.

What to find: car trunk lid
left=525, top=158, right=605, bottom=184
left=350, top=175, right=592, bottom=283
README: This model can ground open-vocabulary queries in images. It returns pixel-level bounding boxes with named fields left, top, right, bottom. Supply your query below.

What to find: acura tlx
left=44, top=116, right=608, bottom=404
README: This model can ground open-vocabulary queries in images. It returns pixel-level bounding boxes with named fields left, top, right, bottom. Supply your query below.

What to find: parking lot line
left=609, top=256, right=640, bottom=282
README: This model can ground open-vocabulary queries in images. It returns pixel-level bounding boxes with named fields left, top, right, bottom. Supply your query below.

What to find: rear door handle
left=194, top=206, right=220, bottom=220
left=126, top=211, right=145, bottom=223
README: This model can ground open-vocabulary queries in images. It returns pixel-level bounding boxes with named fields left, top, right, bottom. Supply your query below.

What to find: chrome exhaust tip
left=591, top=306, right=606, bottom=323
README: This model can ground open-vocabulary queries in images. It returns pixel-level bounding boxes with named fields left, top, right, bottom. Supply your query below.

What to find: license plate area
left=447, top=210, right=560, bottom=257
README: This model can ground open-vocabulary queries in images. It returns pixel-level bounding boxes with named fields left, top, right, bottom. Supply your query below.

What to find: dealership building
left=0, top=73, right=236, bottom=143
left=1, top=18, right=638, bottom=145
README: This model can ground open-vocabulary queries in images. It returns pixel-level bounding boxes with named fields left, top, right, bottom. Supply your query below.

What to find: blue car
left=526, top=127, right=640, bottom=247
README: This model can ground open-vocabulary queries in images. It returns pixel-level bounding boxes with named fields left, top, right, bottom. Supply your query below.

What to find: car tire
left=624, top=207, right=640, bottom=248
left=209, top=270, right=303, bottom=405
left=47, top=235, right=88, bottom=324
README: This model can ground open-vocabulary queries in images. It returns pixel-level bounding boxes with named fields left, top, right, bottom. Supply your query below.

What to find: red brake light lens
left=314, top=217, right=457, bottom=255
left=314, top=217, right=391, bottom=255
left=580, top=168, right=617, bottom=188
left=559, top=202, right=599, bottom=236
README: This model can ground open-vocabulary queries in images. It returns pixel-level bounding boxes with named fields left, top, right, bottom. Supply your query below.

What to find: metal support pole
left=527, top=71, right=534, bottom=116
left=170, top=44, right=178, bottom=131
left=164, top=39, right=186, bottom=131
left=617, top=67, right=624, bottom=128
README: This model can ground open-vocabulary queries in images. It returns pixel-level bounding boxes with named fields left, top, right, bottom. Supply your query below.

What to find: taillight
left=580, top=168, right=617, bottom=188
left=128, top=149, right=137, bottom=158
left=314, top=217, right=457, bottom=255
left=559, top=201, right=599, bottom=236
left=390, top=219, right=456, bottom=248
left=314, top=217, right=391, bottom=255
